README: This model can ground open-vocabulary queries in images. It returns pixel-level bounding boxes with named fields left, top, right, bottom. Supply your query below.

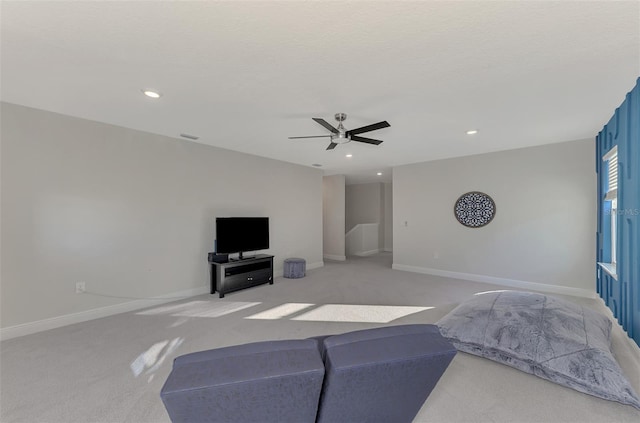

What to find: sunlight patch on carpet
left=292, top=304, right=432, bottom=323
left=137, top=301, right=260, bottom=318
left=131, top=337, right=184, bottom=381
left=244, top=303, right=433, bottom=323
left=245, top=303, right=315, bottom=320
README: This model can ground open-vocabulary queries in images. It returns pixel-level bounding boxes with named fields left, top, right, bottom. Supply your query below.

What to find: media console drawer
left=224, top=261, right=271, bottom=276
left=224, top=269, right=272, bottom=290
left=209, top=254, right=274, bottom=298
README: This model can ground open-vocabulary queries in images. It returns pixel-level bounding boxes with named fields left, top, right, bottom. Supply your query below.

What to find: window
left=603, top=146, right=618, bottom=266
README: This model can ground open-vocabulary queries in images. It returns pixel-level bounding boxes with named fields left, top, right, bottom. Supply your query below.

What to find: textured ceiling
left=2, top=1, right=639, bottom=184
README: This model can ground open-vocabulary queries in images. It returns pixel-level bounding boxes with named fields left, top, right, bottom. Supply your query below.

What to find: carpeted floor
left=1, top=253, right=639, bottom=422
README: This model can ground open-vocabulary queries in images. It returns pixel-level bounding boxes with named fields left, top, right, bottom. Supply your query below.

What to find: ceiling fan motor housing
left=333, top=112, right=349, bottom=143
left=332, top=132, right=350, bottom=144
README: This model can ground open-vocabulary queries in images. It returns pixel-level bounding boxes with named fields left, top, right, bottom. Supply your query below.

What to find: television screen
left=216, top=217, right=269, bottom=255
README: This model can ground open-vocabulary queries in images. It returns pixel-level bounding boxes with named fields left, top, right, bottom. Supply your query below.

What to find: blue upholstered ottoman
left=160, top=339, right=325, bottom=423
left=283, top=257, right=306, bottom=278
left=315, top=324, right=457, bottom=423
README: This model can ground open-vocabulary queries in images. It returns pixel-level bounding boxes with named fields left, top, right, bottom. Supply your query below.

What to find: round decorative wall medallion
left=454, top=191, right=496, bottom=228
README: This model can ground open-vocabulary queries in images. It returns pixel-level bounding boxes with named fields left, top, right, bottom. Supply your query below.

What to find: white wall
left=346, top=223, right=380, bottom=256
left=322, top=175, right=346, bottom=261
left=384, top=182, right=393, bottom=251
left=393, top=139, right=596, bottom=295
left=346, top=182, right=385, bottom=251
left=1, top=103, right=323, bottom=330
left=345, top=183, right=382, bottom=231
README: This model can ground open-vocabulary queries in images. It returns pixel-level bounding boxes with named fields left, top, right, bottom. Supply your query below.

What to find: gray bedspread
left=437, top=290, right=640, bottom=409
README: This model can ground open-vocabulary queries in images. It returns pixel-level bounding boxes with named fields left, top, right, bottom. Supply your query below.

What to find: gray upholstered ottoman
left=315, top=324, right=457, bottom=423
left=160, top=339, right=325, bottom=423
left=283, top=257, right=306, bottom=278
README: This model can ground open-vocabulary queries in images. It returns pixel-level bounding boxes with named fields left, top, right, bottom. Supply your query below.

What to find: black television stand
left=230, top=255, right=255, bottom=262
left=208, top=254, right=274, bottom=298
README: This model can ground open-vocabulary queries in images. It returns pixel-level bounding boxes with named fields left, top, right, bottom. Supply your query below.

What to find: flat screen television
left=215, top=217, right=269, bottom=260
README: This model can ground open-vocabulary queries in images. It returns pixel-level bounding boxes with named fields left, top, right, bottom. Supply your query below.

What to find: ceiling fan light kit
left=289, top=113, right=390, bottom=150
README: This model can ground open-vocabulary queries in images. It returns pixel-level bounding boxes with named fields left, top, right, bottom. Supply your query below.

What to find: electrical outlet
left=75, top=282, right=86, bottom=294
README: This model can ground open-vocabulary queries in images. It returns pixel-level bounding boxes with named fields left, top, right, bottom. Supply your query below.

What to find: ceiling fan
left=289, top=113, right=390, bottom=150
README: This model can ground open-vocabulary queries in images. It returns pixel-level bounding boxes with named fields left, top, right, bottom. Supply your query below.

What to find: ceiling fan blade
left=346, top=121, right=390, bottom=136
left=351, top=135, right=383, bottom=145
left=288, top=135, right=333, bottom=139
left=313, top=118, right=339, bottom=134
left=326, top=142, right=338, bottom=150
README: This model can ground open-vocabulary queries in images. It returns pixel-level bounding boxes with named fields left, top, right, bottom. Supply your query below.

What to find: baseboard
left=0, top=286, right=209, bottom=341
left=324, top=254, right=346, bottom=261
left=383, top=248, right=393, bottom=252
left=354, top=249, right=380, bottom=257
left=392, top=263, right=597, bottom=299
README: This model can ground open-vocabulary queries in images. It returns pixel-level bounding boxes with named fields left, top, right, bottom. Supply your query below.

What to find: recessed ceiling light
left=466, top=129, right=478, bottom=135
left=377, top=172, right=382, bottom=176
left=142, top=90, right=162, bottom=98
left=346, top=154, right=353, bottom=158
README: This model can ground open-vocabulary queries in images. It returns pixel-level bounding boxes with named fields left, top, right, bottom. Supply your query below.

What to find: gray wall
left=346, top=182, right=386, bottom=251
left=345, top=183, right=382, bottom=231
left=322, top=175, right=346, bottom=260
left=1, top=103, right=323, bottom=328
left=393, top=139, right=596, bottom=292
left=384, top=182, right=393, bottom=251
